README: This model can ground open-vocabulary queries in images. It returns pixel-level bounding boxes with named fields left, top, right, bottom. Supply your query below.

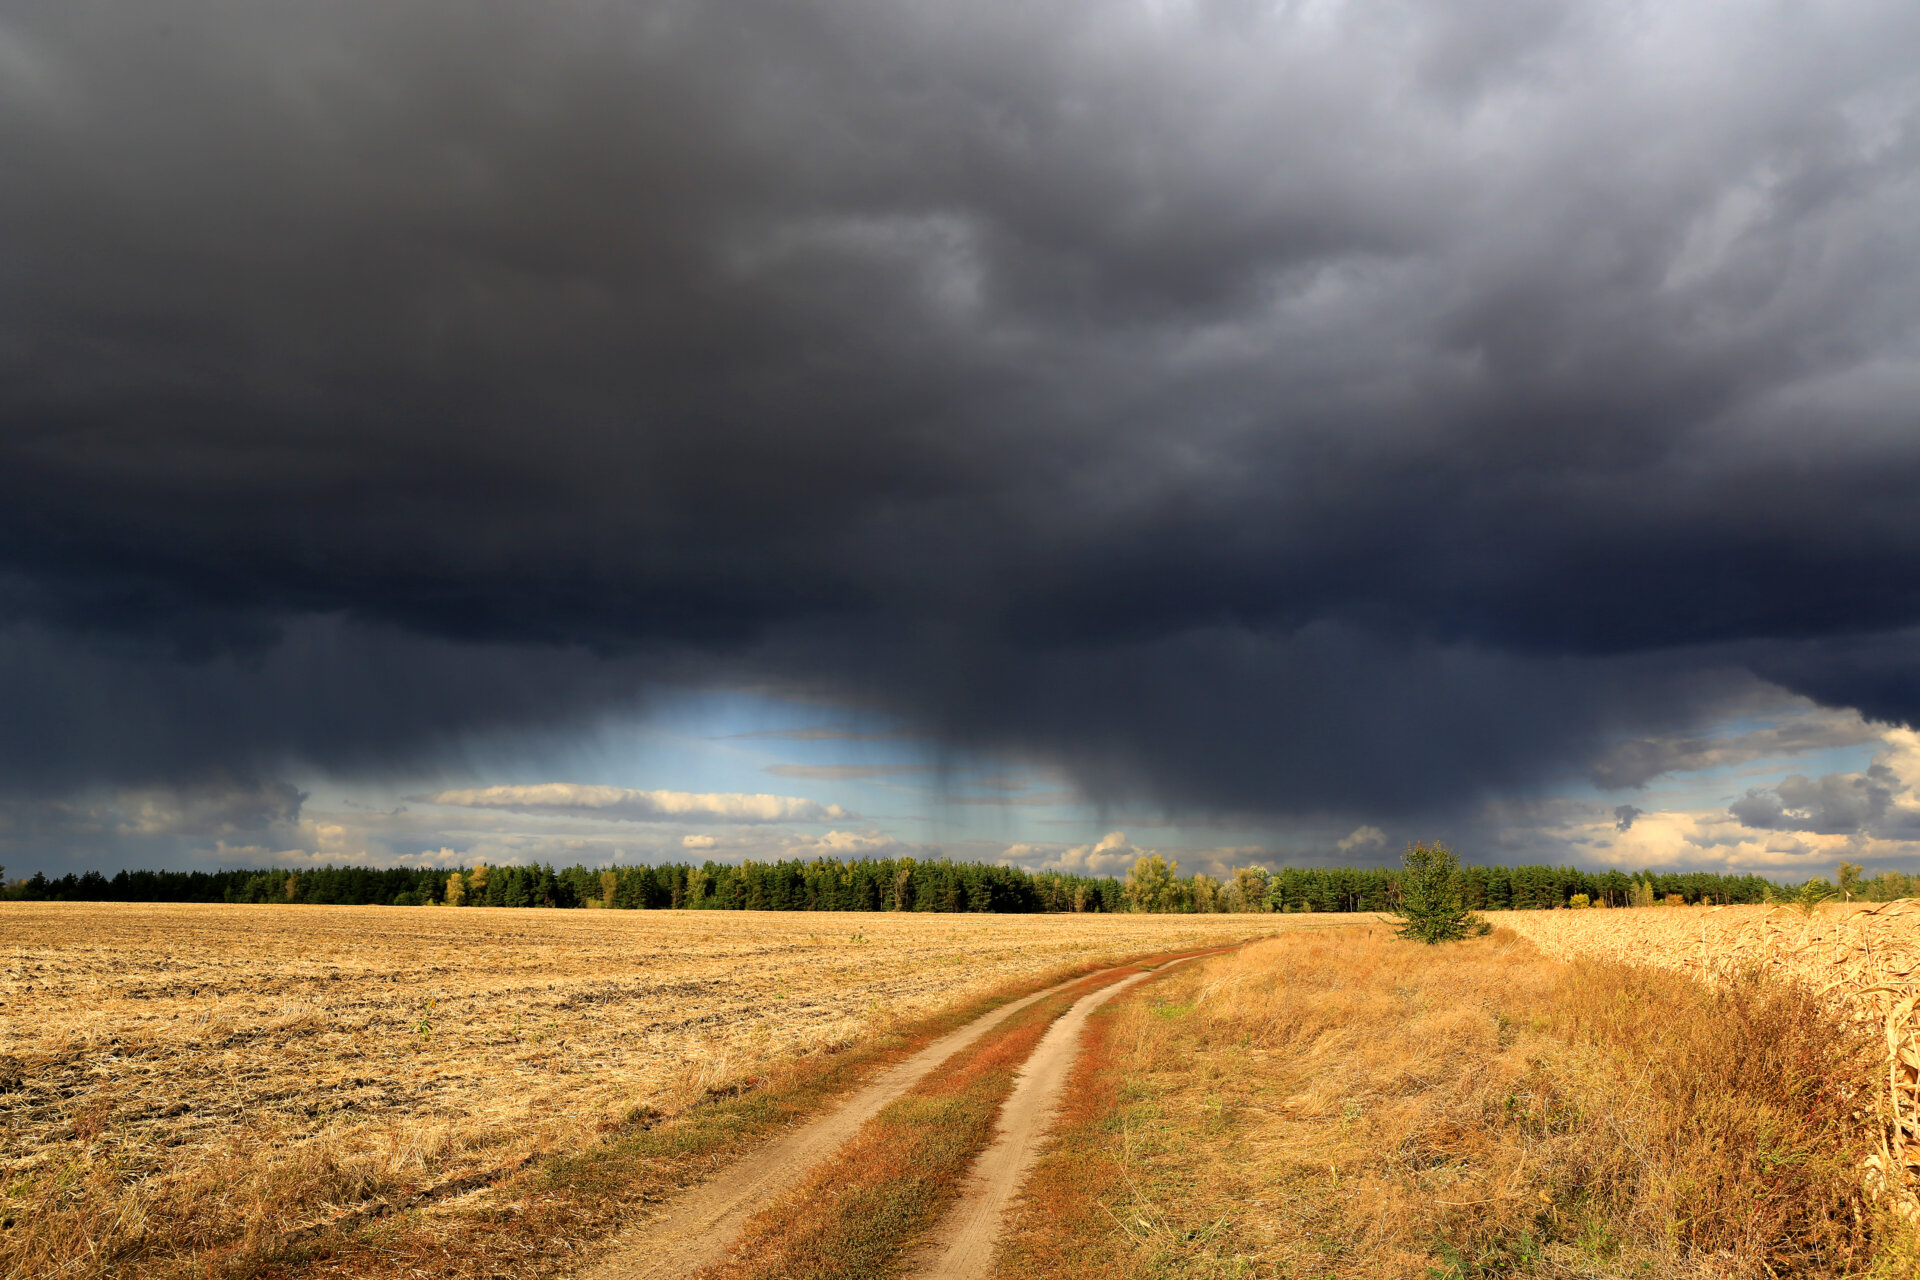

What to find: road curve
left=579, top=958, right=1189, bottom=1280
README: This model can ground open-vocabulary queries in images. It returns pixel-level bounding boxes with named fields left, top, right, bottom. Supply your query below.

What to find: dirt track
left=903, top=954, right=1202, bottom=1280
left=580, top=968, right=1094, bottom=1280
left=579, top=953, right=1209, bottom=1280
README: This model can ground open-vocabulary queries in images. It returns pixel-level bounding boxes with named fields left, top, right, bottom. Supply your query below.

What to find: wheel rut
left=900, top=953, right=1204, bottom=1280
left=579, top=955, right=1201, bottom=1280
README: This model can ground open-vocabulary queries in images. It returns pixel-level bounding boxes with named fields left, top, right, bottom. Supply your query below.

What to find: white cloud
left=1455, top=730, right=1920, bottom=876
left=1052, top=831, right=1142, bottom=875
left=1336, top=824, right=1386, bottom=851
left=794, top=829, right=898, bottom=857
left=424, top=783, right=849, bottom=824
left=682, top=833, right=718, bottom=849
left=1002, top=834, right=1276, bottom=879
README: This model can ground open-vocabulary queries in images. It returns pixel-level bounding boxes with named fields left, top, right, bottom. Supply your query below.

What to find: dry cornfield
left=0, top=902, right=1298, bottom=1279
left=1501, top=901, right=1920, bottom=1228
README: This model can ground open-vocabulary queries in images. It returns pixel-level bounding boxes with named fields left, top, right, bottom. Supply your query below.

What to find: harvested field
left=1501, top=902, right=1920, bottom=1229
left=0, top=902, right=1297, bottom=1279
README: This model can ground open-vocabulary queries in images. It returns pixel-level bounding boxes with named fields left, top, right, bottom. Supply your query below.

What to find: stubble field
left=1, top=901, right=1301, bottom=1279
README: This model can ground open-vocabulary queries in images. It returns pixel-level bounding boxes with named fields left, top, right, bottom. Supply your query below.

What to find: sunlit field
left=999, top=922, right=1901, bottom=1279
left=0, top=902, right=1307, bottom=1279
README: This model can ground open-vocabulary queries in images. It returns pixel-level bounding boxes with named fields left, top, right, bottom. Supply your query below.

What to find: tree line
left=1, top=855, right=1876, bottom=912
left=0, top=858, right=1126, bottom=912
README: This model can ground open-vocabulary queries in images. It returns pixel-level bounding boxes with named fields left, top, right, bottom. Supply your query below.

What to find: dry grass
left=998, top=925, right=1895, bottom=1280
left=1501, top=902, right=1920, bottom=1226
left=0, top=902, right=1298, bottom=1280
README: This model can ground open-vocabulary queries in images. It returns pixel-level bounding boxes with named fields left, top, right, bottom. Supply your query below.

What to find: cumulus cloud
left=794, top=829, right=899, bottom=857
left=1007, top=833, right=1277, bottom=879
left=1588, top=711, right=1883, bottom=790
left=1413, top=727, right=1920, bottom=878
left=682, top=834, right=718, bottom=849
left=1729, top=767, right=1900, bottom=835
left=424, top=784, right=849, bottom=824
left=1336, top=825, right=1387, bottom=852
left=1051, top=832, right=1143, bottom=876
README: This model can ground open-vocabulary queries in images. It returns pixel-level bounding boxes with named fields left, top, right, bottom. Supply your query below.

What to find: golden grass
left=997, top=925, right=1895, bottom=1279
left=1500, top=902, right=1920, bottom=1226
left=0, top=902, right=1304, bottom=1279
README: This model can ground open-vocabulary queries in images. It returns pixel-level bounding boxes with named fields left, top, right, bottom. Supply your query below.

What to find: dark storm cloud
left=0, top=774, right=307, bottom=872
left=0, top=613, right=679, bottom=787
left=5, top=0, right=1920, bottom=817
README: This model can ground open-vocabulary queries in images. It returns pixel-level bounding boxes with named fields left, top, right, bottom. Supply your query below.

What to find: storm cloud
left=1730, top=766, right=1902, bottom=836
left=5, top=0, right=1920, bottom=822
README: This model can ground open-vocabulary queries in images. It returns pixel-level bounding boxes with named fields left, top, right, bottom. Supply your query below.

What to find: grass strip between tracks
left=690, top=950, right=1221, bottom=1280
left=235, top=948, right=1215, bottom=1280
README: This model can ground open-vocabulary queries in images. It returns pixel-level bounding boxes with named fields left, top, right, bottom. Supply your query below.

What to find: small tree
left=443, top=872, right=466, bottom=907
left=1390, top=843, right=1488, bottom=944
left=1836, top=861, right=1863, bottom=903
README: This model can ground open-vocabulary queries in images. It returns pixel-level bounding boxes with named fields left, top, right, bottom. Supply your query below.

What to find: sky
left=5, top=0, right=1920, bottom=883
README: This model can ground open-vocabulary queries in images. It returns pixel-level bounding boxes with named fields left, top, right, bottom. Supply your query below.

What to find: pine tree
left=1390, top=843, right=1488, bottom=944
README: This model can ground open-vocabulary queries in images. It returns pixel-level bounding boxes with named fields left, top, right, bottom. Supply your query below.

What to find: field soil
left=0, top=902, right=1297, bottom=1279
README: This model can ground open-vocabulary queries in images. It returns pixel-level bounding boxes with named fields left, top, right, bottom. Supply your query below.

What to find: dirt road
left=902, top=955, right=1200, bottom=1280
left=579, top=953, right=1206, bottom=1280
